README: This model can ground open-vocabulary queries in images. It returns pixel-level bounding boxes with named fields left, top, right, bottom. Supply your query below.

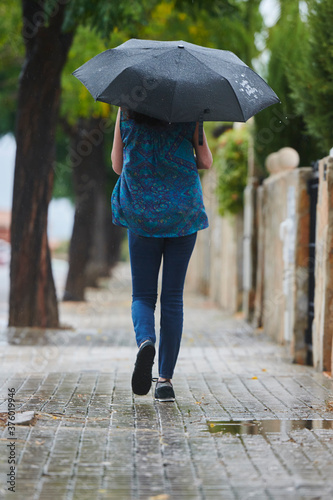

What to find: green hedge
left=214, top=126, right=249, bottom=216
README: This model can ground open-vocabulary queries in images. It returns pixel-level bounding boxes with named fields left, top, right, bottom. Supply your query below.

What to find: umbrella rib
left=169, top=50, right=183, bottom=122
left=225, top=78, right=246, bottom=122
left=189, top=51, right=279, bottom=118
left=181, top=50, right=246, bottom=122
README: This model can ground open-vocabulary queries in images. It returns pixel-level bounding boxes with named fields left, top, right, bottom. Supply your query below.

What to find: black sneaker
left=131, top=340, right=155, bottom=395
left=154, top=380, right=175, bottom=402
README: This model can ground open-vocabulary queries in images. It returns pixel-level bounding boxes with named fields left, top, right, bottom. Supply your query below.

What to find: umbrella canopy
left=73, top=38, right=279, bottom=124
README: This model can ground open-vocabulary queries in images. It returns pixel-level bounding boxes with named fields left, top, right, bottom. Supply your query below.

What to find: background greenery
left=1, top=0, right=332, bottom=216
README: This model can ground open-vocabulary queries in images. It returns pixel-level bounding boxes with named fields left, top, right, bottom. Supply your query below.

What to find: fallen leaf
left=251, top=376, right=258, bottom=380
left=14, top=411, right=35, bottom=425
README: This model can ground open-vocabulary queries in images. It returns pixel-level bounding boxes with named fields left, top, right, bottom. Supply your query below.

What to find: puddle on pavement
left=206, top=419, right=333, bottom=435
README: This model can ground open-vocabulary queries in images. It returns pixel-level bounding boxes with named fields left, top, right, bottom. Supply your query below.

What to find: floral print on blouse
left=111, top=110, right=208, bottom=237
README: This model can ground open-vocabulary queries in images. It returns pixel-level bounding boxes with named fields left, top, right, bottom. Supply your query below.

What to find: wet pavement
left=0, top=262, right=333, bottom=499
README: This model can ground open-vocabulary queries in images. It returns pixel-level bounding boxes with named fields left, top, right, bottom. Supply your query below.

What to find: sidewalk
left=0, top=262, right=333, bottom=500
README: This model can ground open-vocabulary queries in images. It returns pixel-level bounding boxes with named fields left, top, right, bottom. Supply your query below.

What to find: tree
left=57, top=0, right=262, bottom=301
left=140, top=0, right=263, bottom=65
left=60, top=0, right=264, bottom=299
left=56, top=26, right=117, bottom=300
left=0, top=2, right=24, bottom=135
left=58, top=22, right=140, bottom=300
left=7, top=0, right=266, bottom=325
left=287, top=0, right=333, bottom=154
left=9, top=0, right=157, bottom=326
left=254, top=0, right=322, bottom=169
left=61, top=117, right=103, bottom=300
left=9, top=0, right=74, bottom=327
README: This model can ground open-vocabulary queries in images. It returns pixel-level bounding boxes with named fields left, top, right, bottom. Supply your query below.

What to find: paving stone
left=0, top=262, right=333, bottom=499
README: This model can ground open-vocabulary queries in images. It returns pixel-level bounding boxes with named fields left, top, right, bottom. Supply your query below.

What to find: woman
left=111, top=107, right=212, bottom=402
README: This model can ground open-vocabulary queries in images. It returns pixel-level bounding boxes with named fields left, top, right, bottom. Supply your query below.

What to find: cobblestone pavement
left=0, top=263, right=333, bottom=500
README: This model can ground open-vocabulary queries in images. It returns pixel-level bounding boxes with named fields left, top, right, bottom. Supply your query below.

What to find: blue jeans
left=128, top=230, right=197, bottom=379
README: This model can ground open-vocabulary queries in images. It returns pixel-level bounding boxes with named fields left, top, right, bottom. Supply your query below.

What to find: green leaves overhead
left=254, top=0, right=323, bottom=168
left=0, top=2, right=24, bottom=134
left=286, top=0, right=333, bottom=153
left=63, top=0, right=159, bottom=38
left=139, top=0, right=263, bottom=64
left=61, top=25, right=111, bottom=124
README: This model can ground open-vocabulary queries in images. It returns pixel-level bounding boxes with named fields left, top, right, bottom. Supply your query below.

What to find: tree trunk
left=63, top=118, right=105, bottom=300
left=86, top=181, right=124, bottom=286
left=107, top=213, right=123, bottom=269
left=85, top=122, right=110, bottom=287
left=85, top=194, right=110, bottom=287
left=63, top=116, right=125, bottom=299
left=9, top=1, right=73, bottom=327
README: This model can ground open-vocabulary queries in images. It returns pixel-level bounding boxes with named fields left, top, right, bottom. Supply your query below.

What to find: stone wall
left=187, top=147, right=333, bottom=372
left=312, top=156, right=333, bottom=373
left=186, top=168, right=243, bottom=313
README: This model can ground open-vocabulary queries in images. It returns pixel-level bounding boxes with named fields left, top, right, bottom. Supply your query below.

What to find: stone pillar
left=243, top=177, right=258, bottom=321
left=186, top=166, right=244, bottom=313
left=207, top=168, right=221, bottom=301
left=312, top=156, right=333, bottom=373
left=218, top=212, right=243, bottom=313
left=262, top=157, right=313, bottom=362
left=186, top=168, right=214, bottom=295
left=253, top=186, right=265, bottom=328
left=294, top=170, right=313, bottom=363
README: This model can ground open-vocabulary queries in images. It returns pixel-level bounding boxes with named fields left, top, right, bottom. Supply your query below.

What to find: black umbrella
left=73, top=38, right=279, bottom=138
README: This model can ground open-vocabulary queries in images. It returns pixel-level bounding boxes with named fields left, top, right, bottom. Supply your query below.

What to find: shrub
left=214, top=126, right=249, bottom=216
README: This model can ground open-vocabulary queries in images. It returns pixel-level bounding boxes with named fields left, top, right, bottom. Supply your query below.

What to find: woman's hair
left=124, top=108, right=169, bottom=128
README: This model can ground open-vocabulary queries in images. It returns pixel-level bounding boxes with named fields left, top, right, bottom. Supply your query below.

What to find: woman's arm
left=192, top=122, right=213, bottom=170
left=111, top=108, right=123, bottom=175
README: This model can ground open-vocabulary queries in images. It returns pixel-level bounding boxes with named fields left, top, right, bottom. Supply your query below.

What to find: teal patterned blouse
left=111, top=111, right=209, bottom=237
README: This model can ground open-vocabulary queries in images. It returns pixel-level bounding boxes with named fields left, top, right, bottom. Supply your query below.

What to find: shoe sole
left=131, top=343, right=155, bottom=395
left=155, top=397, right=175, bottom=402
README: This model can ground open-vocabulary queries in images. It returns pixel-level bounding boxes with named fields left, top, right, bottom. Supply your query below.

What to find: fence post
left=243, top=177, right=258, bottom=321
left=312, top=156, right=333, bottom=373
left=304, top=162, right=319, bottom=365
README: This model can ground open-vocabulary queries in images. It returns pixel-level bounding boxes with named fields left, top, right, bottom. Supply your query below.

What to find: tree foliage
left=53, top=1, right=157, bottom=200
left=53, top=25, right=116, bottom=201
left=139, top=0, right=263, bottom=64
left=8, top=0, right=160, bottom=327
left=287, top=0, right=333, bottom=153
left=253, top=0, right=321, bottom=169
left=63, top=0, right=154, bottom=38
left=0, top=2, right=24, bottom=135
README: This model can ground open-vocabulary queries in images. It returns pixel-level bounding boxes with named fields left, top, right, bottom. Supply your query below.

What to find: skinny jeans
left=128, top=230, right=197, bottom=379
